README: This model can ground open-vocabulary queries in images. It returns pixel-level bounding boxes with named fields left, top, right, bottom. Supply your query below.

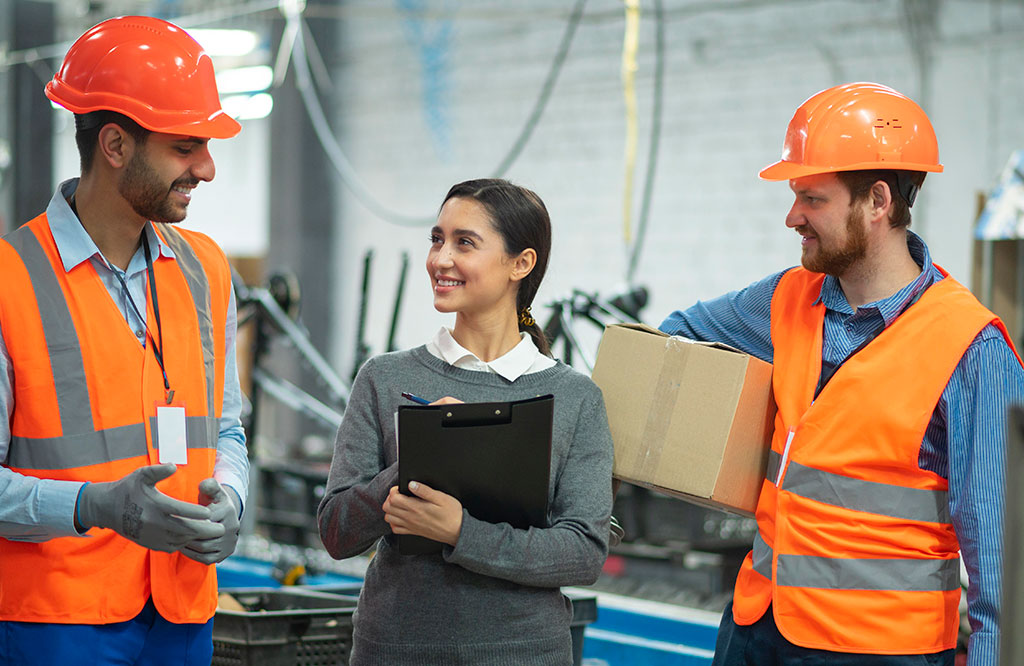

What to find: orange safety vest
left=732, top=266, right=1021, bottom=654
left=0, top=214, right=231, bottom=625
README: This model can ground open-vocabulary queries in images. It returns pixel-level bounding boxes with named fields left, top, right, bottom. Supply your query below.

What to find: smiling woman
left=317, top=178, right=615, bottom=666
left=428, top=197, right=525, bottom=335
left=427, top=179, right=551, bottom=359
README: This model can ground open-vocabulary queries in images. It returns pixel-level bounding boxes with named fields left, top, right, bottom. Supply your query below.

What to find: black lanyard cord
left=143, top=239, right=173, bottom=404
left=114, top=236, right=174, bottom=404
left=69, top=194, right=173, bottom=403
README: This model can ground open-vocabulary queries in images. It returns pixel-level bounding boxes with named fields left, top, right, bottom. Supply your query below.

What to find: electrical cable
left=490, top=0, right=587, bottom=178
left=284, top=1, right=588, bottom=226
left=287, top=7, right=433, bottom=225
left=626, top=0, right=665, bottom=284
left=3, top=1, right=589, bottom=229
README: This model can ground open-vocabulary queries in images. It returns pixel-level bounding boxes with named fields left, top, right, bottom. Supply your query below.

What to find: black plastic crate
left=256, top=461, right=329, bottom=547
left=566, top=592, right=598, bottom=666
left=304, top=582, right=364, bottom=598
left=213, top=587, right=358, bottom=666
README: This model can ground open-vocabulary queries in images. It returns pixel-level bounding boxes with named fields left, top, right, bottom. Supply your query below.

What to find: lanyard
left=68, top=195, right=174, bottom=403
left=114, top=237, right=174, bottom=404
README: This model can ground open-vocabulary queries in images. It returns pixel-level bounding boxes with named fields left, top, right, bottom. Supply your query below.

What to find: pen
left=401, top=392, right=432, bottom=405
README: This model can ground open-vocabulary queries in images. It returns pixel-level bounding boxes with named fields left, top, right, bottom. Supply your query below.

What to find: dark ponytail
left=441, top=179, right=552, bottom=357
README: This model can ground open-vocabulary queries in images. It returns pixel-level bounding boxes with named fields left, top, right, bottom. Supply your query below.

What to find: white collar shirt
left=426, top=327, right=556, bottom=381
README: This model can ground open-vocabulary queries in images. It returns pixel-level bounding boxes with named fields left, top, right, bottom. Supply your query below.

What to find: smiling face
left=426, top=197, right=522, bottom=321
left=786, top=173, right=869, bottom=277
left=117, top=132, right=215, bottom=223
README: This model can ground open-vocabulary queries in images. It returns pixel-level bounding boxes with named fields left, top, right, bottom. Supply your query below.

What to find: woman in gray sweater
left=317, top=179, right=614, bottom=665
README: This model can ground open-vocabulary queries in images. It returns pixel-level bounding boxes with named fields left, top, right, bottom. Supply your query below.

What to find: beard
left=118, top=149, right=195, bottom=224
left=802, top=205, right=868, bottom=276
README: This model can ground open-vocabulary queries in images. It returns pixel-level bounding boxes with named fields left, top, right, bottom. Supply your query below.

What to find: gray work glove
left=180, top=478, right=241, bottom=565
left=77, top=463, right=224, bottom=552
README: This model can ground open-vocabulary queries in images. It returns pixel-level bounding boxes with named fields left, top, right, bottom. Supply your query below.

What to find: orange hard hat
left=45, top=16, right=241, bottom=139
left=759, top=82, right=942, bottom=181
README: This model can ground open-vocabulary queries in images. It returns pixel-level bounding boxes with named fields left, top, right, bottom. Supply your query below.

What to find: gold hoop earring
left=519, top=306, right=535, bottom=327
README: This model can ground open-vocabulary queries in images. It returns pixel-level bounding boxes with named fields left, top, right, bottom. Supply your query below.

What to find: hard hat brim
left=759, top=159, right=944, bottom=182
left=46, top=80, right=241, bottom=139
left=156, top=112, right=242, bottom=140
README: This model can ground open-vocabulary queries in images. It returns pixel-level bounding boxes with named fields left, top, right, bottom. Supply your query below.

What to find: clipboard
left=397, top=394, right=554, bottom=555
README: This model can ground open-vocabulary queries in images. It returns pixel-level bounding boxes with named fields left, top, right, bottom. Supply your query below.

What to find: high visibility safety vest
left=732, top=266, right=1021, bottom=654
left=0, top=214, right=231, bottom=625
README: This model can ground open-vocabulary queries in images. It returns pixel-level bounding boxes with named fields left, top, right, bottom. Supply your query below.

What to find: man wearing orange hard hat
left=0, top=16, right=247, bottom=665
left=661, top=82, right=1023, bottom=665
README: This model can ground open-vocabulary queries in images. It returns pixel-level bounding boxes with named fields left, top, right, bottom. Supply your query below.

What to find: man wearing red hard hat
left=661, top=83, right=1023, bottom=665
left=0, top=16, right=247, bottom=665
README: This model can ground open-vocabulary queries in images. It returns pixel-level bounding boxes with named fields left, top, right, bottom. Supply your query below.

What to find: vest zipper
left=776, top=426, right=796, bottom=486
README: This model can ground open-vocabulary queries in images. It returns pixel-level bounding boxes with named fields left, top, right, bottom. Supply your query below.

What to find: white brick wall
left=31, top=1, right=1024, bottom=377
left=330, top=1, right=1023, bottom=373
left=322, top=1, right=1024, bottom=372
left=44, top=0, right=1004, bottom=377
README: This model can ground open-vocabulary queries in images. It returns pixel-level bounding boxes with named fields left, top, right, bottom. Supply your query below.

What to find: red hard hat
left=759, top=82, right=942, bottom=181
left=45, top=16, right=241, bottom=139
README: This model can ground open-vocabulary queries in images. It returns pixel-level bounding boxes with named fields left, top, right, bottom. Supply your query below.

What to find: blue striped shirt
left=659, top=231, right=1023, bottom=665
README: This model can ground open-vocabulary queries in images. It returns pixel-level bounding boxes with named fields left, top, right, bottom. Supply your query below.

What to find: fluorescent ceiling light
left=216, top=65, right=274, bottom=94
left=221, top=93, right=274, bottom=120
left=189, top=29, right=260, bottom=57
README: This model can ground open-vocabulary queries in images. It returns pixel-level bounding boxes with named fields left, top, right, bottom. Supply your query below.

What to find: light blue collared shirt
left=0, top=179, right=248, bottom=540
left=659, top=231, right=1024, bottom=666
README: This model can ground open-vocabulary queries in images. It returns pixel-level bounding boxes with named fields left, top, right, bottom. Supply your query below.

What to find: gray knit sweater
left=317, top=346, right=614, bottom=666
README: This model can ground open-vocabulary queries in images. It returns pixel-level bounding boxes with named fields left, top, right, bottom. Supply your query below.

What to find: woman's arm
left=442, top=385, right=614, bottom=587
left=317, top=362, right=396, bottom=560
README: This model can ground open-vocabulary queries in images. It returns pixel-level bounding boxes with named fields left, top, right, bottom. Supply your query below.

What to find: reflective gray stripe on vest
left=776, top=553, right=961, bottom=592
left=148, top=415, right=218, bottom=451
left=8, top=424, right=145, bottom=470
left=747, top=533, right=959, bottom=592
left=781, top=459, right=950, bottom=524
left=752, top=531, right=772, bottom=579
left=766, top=449, right=781, bottom=484
left=155, top=224, right=216, bottom=416
left=4, top=226, right=94, bottom=433
left=4, top=225, right=218, bottom=471
left=9, top=416, right=217, bottom=470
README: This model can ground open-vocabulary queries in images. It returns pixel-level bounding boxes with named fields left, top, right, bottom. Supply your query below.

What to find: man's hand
left=383, top=482, right=463, bottom=546
left=77, top=463, right=224, bottom=552
left=180, top=478, right=241, bottom=565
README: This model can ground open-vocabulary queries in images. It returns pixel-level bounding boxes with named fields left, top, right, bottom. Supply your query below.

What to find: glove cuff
left=74, top=482, right=91, bottom=533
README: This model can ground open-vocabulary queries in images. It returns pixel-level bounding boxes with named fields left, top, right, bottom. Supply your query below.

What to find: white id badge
left=157, top=405, right=188, bottom=465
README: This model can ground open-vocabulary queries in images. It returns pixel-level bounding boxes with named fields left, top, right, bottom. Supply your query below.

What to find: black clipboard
left=396, top=394, right=554, bottom=555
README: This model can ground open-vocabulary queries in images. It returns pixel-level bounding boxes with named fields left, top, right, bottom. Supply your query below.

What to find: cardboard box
left=591, top=323, right=775, bottom=516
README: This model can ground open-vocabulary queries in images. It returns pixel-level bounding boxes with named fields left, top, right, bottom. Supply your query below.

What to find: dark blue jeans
left=712, top=601, right=955, bottom=666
